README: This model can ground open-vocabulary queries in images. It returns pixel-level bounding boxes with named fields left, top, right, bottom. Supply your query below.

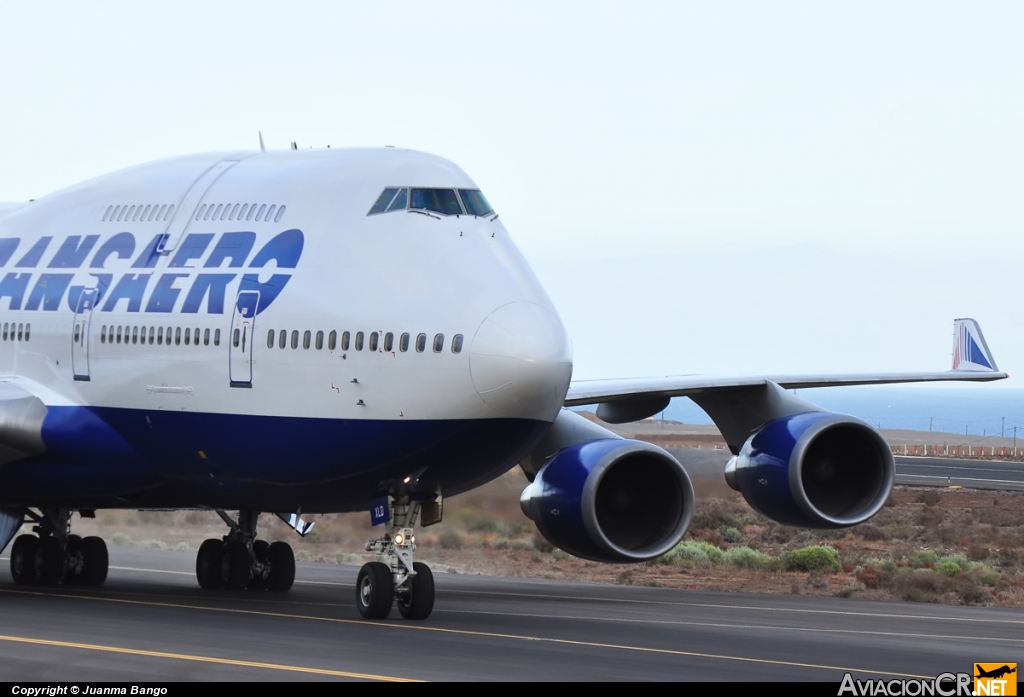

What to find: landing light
left=394, top=533, right=404, bottom=545
left=403, top=477, right=411, bottom=484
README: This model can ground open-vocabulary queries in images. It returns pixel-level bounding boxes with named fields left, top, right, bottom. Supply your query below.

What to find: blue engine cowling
left=519, top=439, right=695, bottom=563
left=725, top=412, right=894, bottom=528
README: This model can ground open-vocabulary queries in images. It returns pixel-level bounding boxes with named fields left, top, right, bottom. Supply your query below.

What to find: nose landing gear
left=358, top=496, right=435, bottom=620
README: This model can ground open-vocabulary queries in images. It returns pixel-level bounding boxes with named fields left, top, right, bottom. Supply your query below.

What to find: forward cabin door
left=72, top=287, right=98, bottom=381
left=229, top=290, right=260, bottom=387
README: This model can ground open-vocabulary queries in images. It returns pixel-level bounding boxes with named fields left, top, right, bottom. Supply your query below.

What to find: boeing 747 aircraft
left=0, top=147, right=1005, bottom=620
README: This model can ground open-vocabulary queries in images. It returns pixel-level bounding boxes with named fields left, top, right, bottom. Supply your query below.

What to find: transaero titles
left=0, top=230, right=303, bottom=316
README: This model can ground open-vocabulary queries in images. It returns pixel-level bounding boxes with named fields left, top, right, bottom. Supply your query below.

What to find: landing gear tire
left=221, top=541, right=251, bottom=591
left=356, top=562, right=394, bottom=620
left=196, top=539, right=225, bottom=590
left=63, top=535, right=84, bottom=586
left=248, top=540, right=269, bottom=590
left=266, top=541, right=294, bottom=592
left=80, top=536, right=108, bottom=587
left=36, top=536, right=65, bottom=586
left=397, top=562, right=434, bottom=621
left=10, top=535, right=39, bottom=585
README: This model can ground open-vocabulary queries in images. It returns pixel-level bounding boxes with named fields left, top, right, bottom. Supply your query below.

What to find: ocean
left=657, top=386, right=1024, bottom=437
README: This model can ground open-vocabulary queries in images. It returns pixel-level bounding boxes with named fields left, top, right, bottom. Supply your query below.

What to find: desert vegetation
left=69, top=466, right=1024, bottom=607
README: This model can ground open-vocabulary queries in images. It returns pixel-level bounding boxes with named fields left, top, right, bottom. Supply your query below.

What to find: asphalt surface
left=895, top=456, right=1024, bottom=490
left=0, top=547, right=1019, bottom=682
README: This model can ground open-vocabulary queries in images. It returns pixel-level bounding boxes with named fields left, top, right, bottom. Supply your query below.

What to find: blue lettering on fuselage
left=0, top=229, right=303, bottom=316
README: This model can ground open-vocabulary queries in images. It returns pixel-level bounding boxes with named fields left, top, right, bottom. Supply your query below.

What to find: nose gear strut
left=358, top=495, right=435, bottom=620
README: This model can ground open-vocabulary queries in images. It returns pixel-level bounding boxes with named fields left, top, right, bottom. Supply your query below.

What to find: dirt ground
left=64, top=465, right=1024, bottom=608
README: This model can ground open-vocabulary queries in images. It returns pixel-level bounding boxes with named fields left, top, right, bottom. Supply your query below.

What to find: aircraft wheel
left=397, top=562, right=434, bottom=621
left=248, top=540, right=269, bottom=590
left=63, top=535, right=84, bottom=586
left=81, top=536, right=108, bottom=587
left=221, top=541, right=251, bottom=591
left=356, top=562, right=393, bottom=620
left=10, top=535, right=39, bottom=585
left=36, top=536, right=65, bottom=586
left=196, top=539, right=225, bottom=590
left=266, top=541, right=294, bottom=592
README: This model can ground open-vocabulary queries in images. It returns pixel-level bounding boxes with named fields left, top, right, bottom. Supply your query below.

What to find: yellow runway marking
left=0, top=587, right=932, bottom=679
left=0, top=633, right=417, bottom=681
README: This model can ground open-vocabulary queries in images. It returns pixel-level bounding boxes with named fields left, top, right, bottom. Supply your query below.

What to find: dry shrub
left=916, top=507, right=944, bottom=527
left=855, top=524, right=888, bottom=541
left=967, top=544, right=990, bottom=562
left=690, top=500, right=743, bottom=531
left=916, top=490, right=942, bottom=507
left=978, top=507, right=1024, bottom=527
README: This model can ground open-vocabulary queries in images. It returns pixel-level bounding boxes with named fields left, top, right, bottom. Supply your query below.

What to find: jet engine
left=520, top=438, right=694, bottom=563
left=724, top=412, right=894, bottom=528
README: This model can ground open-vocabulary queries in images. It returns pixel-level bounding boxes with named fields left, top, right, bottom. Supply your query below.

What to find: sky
left=1, top=1, right=1022, bottom=384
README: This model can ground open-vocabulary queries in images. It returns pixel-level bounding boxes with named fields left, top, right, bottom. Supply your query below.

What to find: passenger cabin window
left=369, top=333, right=378, bottom=351
left=328, top=330, right=337, bottom=351
left=341, top=331, right=350, bottom=351
left=399, top=333, right=410, bottom=352
left=458, top=190, right=494, bottom=216
left=24, top=324, right=30, bottom=341
left=383, top=332, right=393, bottom=352
left=267, top=329, right=275, bottom=348
left=303, top=330, right=311, bottom=349
left=416, top=333, right=426, bottom=353
left=214, top=329, right=221, bottom=346
left=410, top=189, right=462, bottom=216
left=433, top=333, right=445, bottom=353
left=355, top=332, right=364, bottom=351
left=290, top=330, right=298, bottom=349
left=452, top=334, right=464, bottom=353
left=279, top=330, right=287, bottom=349
left=316, top=330, right=324, bottom=350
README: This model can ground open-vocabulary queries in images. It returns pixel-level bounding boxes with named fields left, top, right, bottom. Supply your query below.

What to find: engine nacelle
left=725, top=412, right=894, bottom=528
left=520, top=438, right=694, bottom=563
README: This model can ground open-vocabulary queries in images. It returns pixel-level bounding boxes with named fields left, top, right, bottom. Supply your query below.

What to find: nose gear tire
left=356, top=562, right=394, bottom=620
left=397, top=562, right=434, bottom=620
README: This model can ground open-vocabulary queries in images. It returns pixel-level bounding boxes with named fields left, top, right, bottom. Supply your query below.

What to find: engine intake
left=520, top=439, right=694, bottom=563
left=725, top=412, right=894, bottom=528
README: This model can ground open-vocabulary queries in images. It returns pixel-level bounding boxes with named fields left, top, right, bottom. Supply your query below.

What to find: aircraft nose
left=470, top=302, right=573, bottom=420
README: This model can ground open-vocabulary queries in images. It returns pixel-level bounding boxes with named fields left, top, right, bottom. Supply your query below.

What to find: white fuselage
left=0, top=148, right=573, bottom=511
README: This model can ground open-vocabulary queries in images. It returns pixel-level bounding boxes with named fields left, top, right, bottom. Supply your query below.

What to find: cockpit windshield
left=458, top=190, right=493, bottom=217
left=367, top=187, right=495, bottom=217
left=410, top=189, right=462, bottom=216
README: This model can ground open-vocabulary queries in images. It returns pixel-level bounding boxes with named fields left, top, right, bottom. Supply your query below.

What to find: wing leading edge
left=566, top=318, right=1007, bottom=425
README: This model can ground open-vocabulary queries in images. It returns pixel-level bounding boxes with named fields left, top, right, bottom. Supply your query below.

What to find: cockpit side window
left=387, top=188, right=408, bottom=212
left=458, top=190, right=494, bottom=216
left=369, top=188, right=400, bottom=215
left=410, top=189, right=463, bottom=216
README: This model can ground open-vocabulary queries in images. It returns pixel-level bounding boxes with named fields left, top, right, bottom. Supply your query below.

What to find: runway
left=0, top=547, right=1019, bottom=682
left=895, top=456, right=1024, bottom=490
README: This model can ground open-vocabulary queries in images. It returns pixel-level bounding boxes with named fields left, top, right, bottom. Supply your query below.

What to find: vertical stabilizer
left=952, top=318, right=999, bottom=372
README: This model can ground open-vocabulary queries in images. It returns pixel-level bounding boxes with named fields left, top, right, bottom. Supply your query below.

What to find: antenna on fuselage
left=258, top=131, right=266, bottom=153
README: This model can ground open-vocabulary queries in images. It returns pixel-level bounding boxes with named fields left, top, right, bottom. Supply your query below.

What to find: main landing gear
left=195, top=510, right=295, bottom=592
left=9, top=509, right=108, bottom=587
left=358, top=496, right=435, bottom=621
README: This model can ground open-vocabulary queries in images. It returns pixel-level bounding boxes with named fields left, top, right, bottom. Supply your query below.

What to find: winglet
left=258, top=131, right=266, bottom=154
left=952, top=318, right=999, bottom=372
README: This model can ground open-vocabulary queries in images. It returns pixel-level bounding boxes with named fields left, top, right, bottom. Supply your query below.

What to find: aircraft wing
left=565, top=318, right=1007, bottom=424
